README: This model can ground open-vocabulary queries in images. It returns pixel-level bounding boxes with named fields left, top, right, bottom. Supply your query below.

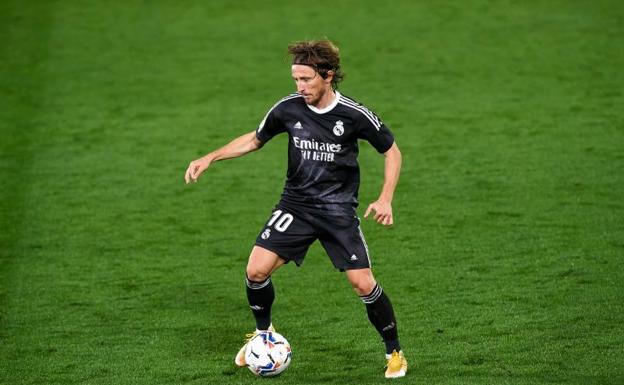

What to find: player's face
left=291, top=64, right=333, bottom=107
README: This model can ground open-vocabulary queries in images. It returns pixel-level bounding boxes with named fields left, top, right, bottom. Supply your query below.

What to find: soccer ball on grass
left=245, top=331, right=292, bottom=377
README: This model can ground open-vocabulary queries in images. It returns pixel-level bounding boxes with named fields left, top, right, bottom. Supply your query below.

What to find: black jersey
left=256, top=91, right=394, bottom=215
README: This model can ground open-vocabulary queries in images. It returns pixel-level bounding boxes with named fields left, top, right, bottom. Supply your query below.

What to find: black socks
left=360, top=284, right=401, bottom=354
left=245, top=276, right=274, bottom=330
left=246, top=277, right=400, bottom=354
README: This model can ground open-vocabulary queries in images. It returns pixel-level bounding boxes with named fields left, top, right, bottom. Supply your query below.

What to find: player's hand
left=184, top=156, right=211, bottom=183
left=364, top=199, right=394, bottom=226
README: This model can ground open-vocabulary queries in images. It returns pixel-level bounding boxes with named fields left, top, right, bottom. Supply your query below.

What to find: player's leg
left=246, top=205, right=315, bottom=330
left=245, top=245, right=286, bottom=331
left=236, top=205, right=315, bottom=367
left=345, top=268, right=401, bottom=353
left=317, top=215, right=403, bottom=356
left=317, top=213, right=407, bottom=378
left=235, top=246, right=285, bottom=367
left=345, top=268, right=407, bottom=378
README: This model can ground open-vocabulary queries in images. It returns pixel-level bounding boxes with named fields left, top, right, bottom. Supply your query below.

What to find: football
left=245, top=331, right=292, bottom=377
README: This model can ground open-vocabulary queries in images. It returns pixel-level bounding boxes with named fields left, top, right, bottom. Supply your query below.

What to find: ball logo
left=261, top=228, right=271, bottom=239
left=333, top=120, right=344, bottom=136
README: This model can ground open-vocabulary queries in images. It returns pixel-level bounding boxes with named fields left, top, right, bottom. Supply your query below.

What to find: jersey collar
left=306, top=91, right=341, bottom=114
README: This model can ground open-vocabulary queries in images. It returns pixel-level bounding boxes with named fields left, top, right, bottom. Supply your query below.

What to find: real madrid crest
left=333, top=120, right=344, bottom=136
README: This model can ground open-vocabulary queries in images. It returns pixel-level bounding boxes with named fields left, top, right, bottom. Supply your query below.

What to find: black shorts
left=254, top=203, right=371, bottom=271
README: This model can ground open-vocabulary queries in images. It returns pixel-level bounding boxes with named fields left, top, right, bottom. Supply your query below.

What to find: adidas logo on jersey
left=350, top=254, right=358, bottom=261
left=294, top=121, right=303, bottom=129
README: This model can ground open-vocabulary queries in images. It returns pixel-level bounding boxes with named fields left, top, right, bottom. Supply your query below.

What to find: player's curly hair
left=288, top=39, right=345, bottom=89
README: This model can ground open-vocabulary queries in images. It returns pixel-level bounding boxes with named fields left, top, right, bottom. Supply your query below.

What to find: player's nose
left=296, top=81, right=306, bottom=94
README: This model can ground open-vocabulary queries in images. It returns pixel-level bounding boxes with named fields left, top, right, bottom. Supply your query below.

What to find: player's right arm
left=184, top=130, right=263, bottom=183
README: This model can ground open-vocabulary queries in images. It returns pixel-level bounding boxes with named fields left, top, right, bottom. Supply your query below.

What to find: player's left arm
left=364, top=142, right=402, bottom=226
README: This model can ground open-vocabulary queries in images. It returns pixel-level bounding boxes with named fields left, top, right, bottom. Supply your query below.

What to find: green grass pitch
left=1, top=1, right=623, bottom=384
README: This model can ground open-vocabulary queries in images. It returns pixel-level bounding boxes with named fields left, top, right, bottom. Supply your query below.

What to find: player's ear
left=324, top=70, right=334, bottom=83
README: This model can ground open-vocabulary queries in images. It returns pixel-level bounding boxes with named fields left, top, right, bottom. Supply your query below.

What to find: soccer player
left=184, top=40, right=407, bottom=378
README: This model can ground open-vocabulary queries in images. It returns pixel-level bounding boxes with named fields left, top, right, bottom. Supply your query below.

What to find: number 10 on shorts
left=267, top=210, right=294, bottom=232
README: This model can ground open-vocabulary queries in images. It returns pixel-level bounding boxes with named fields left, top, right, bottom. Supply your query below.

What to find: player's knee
left=350, top=277, right=377, bottom=296
left=246, top=266, right=270, bottom=282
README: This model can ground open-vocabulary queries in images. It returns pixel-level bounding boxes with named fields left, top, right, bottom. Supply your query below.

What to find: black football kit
left=245, top=90, right=403, bottom=357
left=254, top=91, right=394, bottom=270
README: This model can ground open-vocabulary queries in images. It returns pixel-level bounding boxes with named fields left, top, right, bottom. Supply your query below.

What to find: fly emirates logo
left=292, top=136, right=341, bottom=162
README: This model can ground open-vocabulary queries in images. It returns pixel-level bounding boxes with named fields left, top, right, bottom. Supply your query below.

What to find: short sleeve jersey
left=256, top=91, right=394, bottom=215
